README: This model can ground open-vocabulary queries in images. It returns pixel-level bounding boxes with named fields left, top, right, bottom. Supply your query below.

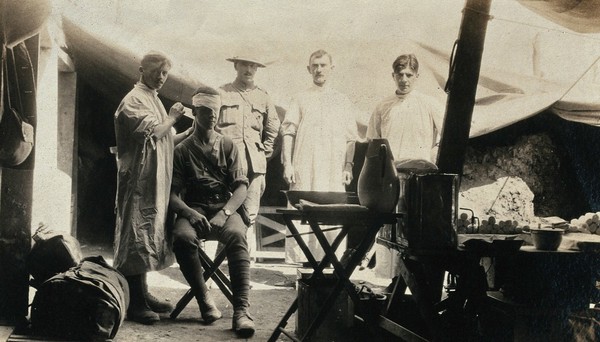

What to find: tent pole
left=436, top=0, right=492, bottom=176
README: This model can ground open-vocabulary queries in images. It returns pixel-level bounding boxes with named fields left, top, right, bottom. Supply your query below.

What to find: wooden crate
left=296, top=268, right=354, bottom=341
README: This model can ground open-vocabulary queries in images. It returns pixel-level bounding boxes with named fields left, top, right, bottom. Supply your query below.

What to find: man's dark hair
left=193, top=85, right=220, bottom=96
left=140, top=50, right=172, bottom=69
left=392, top=54, right=419, bottom=73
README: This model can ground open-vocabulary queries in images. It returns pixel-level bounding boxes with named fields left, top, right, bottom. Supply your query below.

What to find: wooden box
left=296, top=268, right=353, bottom=341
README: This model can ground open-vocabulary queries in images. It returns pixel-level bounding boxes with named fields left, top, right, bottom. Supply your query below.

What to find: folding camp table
left=268, top=206, right=401, bottom=342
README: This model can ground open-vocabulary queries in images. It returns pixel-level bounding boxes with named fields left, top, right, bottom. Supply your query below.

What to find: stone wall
left=460, top=122, right=589, bottom=224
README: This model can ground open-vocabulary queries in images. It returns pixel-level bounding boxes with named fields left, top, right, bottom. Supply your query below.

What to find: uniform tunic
left=216, top=83, right=280, bottom=226
left=113, top=82, right=174, bottom=276
left=216, top=83, right=280, bottom=175
left=171, top=133, right=248, bottom=206
left=367, top=91, right=444, bottom=164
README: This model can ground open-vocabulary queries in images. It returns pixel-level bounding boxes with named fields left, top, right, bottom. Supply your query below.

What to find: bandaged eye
left=194, top=106, right=214, bottom=117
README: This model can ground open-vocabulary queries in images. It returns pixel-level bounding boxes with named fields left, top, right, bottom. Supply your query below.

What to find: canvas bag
left=26, top=223, right=83, bottom=287
left=30, top=256, right=130, bottom=341
left=0, top=45, right=34, bottom=167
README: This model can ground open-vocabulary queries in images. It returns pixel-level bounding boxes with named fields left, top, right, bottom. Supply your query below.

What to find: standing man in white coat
left=113, top=51, right=189, bottom=324
left=281, top=49, right=358, bottom=263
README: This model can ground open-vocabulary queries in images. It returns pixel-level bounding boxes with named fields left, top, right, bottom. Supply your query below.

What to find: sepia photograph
left=1, top=0, right=600, bottom=341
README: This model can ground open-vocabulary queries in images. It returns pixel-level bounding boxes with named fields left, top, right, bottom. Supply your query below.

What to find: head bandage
left=192, top=92, right=221, bottom=112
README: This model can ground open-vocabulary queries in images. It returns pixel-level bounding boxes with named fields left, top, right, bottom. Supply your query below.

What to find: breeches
left=171, top=207, right=251, bottom=310
left=244, top=173, right=266, bottom=226
left=171, top=207, right=249, bottom=255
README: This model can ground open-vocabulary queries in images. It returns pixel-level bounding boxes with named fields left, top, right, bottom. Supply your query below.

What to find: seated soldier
left=169, top=86, right=254, bottom=337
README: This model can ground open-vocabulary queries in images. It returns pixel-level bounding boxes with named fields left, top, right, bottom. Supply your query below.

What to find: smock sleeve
left=116, top=95, right=160, bottom=143
left=366, top=105, right=382, bottom=139
left=280, top=96, right=300, bottom=137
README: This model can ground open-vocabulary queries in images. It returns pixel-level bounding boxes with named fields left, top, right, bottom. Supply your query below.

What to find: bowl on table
left=283, top=191, right=359, bottom=207
left=530, top=227, right=564, bottom=251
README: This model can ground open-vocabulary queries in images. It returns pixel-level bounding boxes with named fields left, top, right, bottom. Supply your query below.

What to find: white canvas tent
left=57, top=0, right=600, bottom=137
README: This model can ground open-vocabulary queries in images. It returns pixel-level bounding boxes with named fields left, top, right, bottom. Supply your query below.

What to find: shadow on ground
left=77, top=243, right=390, bottom=341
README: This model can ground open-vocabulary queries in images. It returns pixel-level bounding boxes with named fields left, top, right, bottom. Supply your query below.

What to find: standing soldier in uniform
left=216, top=55, right=280, bottom=253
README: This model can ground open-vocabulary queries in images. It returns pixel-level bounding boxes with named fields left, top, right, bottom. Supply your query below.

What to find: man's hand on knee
left=209, top=209, right=229, bottom=231
left=186, top=210, right=212, bottom=235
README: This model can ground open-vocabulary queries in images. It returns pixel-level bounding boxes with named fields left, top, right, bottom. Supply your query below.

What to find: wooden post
left=436, top=0, right=493, bottom=175
left=0, top=36, right=39, bottom=325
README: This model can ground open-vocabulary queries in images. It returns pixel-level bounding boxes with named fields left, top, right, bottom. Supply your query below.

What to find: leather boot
left=228, top=250, right=253, bottom=337
left=176, top=247, right=222, bottom=324
left=197, top=291, right=222, bottom=324
left=126, top=274, right=160, bottom=325
left=232, top=309, right=255, bottom=338
left=141, top=272, right=174, bottom=313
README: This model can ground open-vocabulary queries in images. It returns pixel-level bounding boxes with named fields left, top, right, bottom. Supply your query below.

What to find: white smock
left=366, top=91, right=444, bottom=164
left=281, top=84, right=358, bottom=263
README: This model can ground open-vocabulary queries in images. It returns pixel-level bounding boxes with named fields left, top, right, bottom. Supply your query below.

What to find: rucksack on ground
left=26, top=223, right=82, bottom=287
left=30, top=256, right=129, bottom=341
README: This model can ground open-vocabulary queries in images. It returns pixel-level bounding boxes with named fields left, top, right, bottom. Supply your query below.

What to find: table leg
left=269, top=217, right=353, bottom=341
left=383, top=276, right=407, bottom=316
left=283, top=217, right=322, bottom=276
left=267, top=298, right=299, bottom=342
left=310, top=221, right=374, bottom=304
left=397, top=257, right=443, bottom=340
left=301, top=220, right=383, bottom=340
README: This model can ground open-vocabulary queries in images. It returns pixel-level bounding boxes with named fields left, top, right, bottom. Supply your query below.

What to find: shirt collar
left=135, top=82, right=159, bottom=96
left=395, top=91, right=410, bottom=100
left=310, top=82, right=331, bottom=92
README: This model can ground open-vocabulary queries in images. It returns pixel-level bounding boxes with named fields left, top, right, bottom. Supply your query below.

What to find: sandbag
left=30, top=256, right=130, bottom=341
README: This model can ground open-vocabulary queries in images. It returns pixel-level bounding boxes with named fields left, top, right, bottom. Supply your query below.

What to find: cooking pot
left=530, top=228, right=563, bottom=251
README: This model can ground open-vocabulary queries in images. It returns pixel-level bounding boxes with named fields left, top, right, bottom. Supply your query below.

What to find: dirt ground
left=65, top=243, right=390, bottom=342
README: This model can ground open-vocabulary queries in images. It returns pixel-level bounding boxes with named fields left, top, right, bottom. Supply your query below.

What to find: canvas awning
left=58, top=0, right=600, bottom=137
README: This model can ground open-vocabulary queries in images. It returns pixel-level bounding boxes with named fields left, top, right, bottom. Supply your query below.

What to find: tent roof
left=58, top=0, right=600, bottom=137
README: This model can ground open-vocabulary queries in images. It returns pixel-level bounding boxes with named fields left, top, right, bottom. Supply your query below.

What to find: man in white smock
left=366, top=53, right=445, bottom=290
left=281, top=49, right=358, bottom=263
left=113, top=51, right=190, bottom=324
left=367, top=53, right=444, bottom=166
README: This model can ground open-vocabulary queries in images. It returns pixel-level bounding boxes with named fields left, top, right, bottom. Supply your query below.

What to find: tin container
left=397, top=173, right=459, bottom=251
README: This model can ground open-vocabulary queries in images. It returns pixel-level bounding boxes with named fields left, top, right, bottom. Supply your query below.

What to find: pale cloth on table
left=561, top=232, right=600, bottom=251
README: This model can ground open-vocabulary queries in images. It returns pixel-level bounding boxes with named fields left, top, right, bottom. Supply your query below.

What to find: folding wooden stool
left=170, top=243, right=233, bottom=319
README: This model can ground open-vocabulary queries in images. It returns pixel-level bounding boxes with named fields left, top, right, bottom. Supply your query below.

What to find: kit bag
left=30, top=256, right=130, bottom=341
left=27, top=224, right=83, bottom=287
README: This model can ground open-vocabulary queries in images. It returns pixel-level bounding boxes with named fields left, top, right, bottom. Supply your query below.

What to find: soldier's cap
left=226, top=55, right=266, bottom=68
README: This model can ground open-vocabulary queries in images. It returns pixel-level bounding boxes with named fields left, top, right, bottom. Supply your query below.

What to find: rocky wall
left=460, top=127, right=588, bottom=225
